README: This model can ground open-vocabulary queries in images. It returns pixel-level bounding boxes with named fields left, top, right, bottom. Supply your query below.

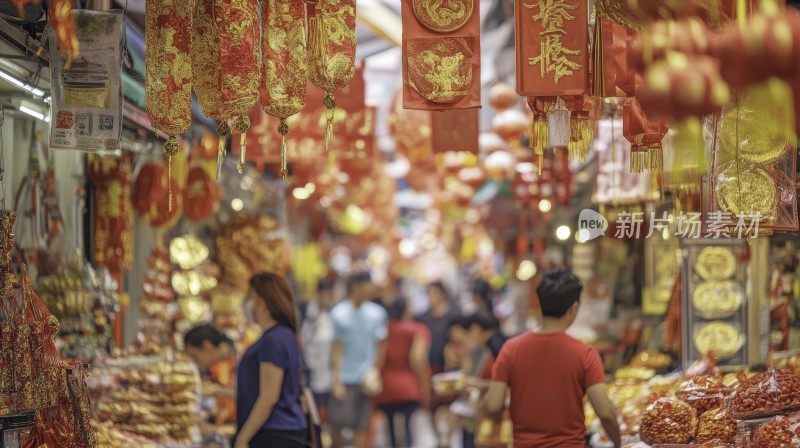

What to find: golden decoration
left=718, top=105, right=789, bottom=164
left=412, top=0, right=474, bottom=33
left=524, top=0, right=582, bottom=84
left=169, top=235, right=210, bottom=270
left=178, top=296, right=210, bottom=324
left=692, top=280, right=744, bottom=320
left=694, top=321, right=743, bottom=360
left=695, top=247, right=736, bottom=281
left=715, top=163, right=777, bottom=220
left=407, top=38, right=474, bottom=104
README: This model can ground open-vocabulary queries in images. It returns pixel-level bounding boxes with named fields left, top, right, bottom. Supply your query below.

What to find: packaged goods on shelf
left=675, top=375, right=731, bottom=415
left=639, top=398, right=697, bottom=445
left=727, top=368, right=800, bottom=420
left=91, top=356, right=201, bottom=446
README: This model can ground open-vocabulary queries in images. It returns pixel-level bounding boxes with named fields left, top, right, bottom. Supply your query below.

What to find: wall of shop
left=1, top=112, right=86, bottom=279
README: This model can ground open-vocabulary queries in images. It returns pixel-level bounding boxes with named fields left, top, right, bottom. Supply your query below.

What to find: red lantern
left=133, top=162, right=168, bottom=219
left=184, top=167, right=220, bottom=222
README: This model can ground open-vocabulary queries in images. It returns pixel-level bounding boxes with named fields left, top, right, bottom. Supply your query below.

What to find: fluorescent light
left=0, top=69, right=46, bottom=97
left=19, top=106, right=46, bottom=122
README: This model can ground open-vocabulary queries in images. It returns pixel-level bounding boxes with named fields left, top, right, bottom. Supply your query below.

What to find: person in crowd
left=234, top=273, right=308, bottom=448
left=482, top=268, right=621, bottom=448
left=373, top=297, right=431, bottom=448
left=184, top=324, right=237, bottom=425
left=471, top=279, right=493, bottom=313
left=329, top=272, right=388, bottom=448
left=461, top=311, right=507, bottom=381
left=417, top=282, right=460, bottom=447
left=300, top=279, right=336, bottom=422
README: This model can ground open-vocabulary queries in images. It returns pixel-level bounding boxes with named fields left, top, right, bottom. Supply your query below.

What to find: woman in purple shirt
left=234, top=273, right=308, bottom=448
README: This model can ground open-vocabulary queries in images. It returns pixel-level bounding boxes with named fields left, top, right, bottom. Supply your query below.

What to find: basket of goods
left=640, top=398, right=697, bottom=445
left=695, top=408, right=737, bottom=444
left=675, top=375, right=731, bottom=415
left=475, top=410, right=513, bottom=448
left=751, top=415, right=800, bottom=448
left=727, top=368, right=800, bottom=419
left=432, top=371, right=466, bottom=396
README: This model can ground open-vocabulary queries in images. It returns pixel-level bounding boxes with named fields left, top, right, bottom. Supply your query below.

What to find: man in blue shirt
left=329, top=272, right=388, bottom=448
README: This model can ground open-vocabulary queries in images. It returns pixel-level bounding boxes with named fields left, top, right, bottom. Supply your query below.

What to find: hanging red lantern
left=184, top=166, right=220, bottom=222
left=132, top=162, right=168, bottom=219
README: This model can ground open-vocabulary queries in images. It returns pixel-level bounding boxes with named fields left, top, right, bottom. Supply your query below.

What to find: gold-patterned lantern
left=261, top=0, right=308, bottom=179
left=145, top=0, right=192, bottom=210
left=307, top=0, right=356, bottom=150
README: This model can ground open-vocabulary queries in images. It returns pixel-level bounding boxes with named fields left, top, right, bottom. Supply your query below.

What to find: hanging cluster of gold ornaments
left=146, top=0, right=357, bottom=191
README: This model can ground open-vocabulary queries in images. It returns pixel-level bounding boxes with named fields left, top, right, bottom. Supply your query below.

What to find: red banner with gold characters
left=243, top=66, right=372, bottom=168
left=515, top=0, right=589, bottom=96
left=431, top=109, right=479, bottom=153
left=87, top=153, right=134, bottom=272
left=402, top=0, right=481, bottom=110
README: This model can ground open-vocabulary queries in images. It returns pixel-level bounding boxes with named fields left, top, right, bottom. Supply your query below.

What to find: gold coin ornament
left=692, top=280, right=744, bottom=320
left=695, top=247, right=737, bottom=281
left=717, top=104, right=789, bottom=164
left=694, top=321, right=743, bottom=360
left=412, top=0, right=474, bottom=33
left=715, top=163, right=777, bottom=222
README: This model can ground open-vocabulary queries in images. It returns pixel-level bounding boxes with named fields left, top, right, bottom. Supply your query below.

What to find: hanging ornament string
left=190, top=0, right=229, bottom=179
left=49, top=0, right=79, bottom=68
left=260, top=0, right=308, bottom=180
left=217, top=0, right=262, bottom=175
left=307, top=0, right=356, bottom=151
left=145, top=0, right=193, bottom=212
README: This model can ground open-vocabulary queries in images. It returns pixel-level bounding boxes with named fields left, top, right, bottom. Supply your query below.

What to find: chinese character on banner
left=516, top=0, right=588, bottom=96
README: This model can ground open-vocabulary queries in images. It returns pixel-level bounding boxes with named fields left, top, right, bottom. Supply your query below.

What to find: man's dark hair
left=447, top=315, right=467, bottom=331
left=460, top=311, right=500, bottom=331
left=318, top=278, right=335, bottom=292
left=427, top=281, right=448, bottom=297
left=536, top=268, right=583, bottom=318
left=472, top=279, right=492, bottom=306
left=348, top=271, right=372, bottom=289
left=184, top=324, right=232, bottom=349
left=385, top=297, right=408, bottom=321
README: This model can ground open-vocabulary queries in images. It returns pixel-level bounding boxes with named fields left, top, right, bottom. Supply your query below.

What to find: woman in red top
left=374, top=297, right=431, bottom=448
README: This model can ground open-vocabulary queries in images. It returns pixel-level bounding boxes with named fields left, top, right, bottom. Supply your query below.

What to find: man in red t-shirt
left=482, top=268, right=621, bottom=448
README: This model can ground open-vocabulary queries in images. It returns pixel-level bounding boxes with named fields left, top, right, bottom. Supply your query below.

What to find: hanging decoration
left=622, top=98, right=667, bottom=173
left=87, top=153, right=134, bottom=272
left=48, top=0, right=79, bottom=68
left=191, top=0, right=229, bottom=178
left=145, top=0, right=192, bottom=210
left=307, top=0, right=357, bottom=150
left=184, top=166, right=220, bottom=222
left=432, top=109, right=480, bottom=154
left=402, top=0, right=481, bottom=110
left=515, top=0, right=589, bottom=97
left=261, top=0, right=308, bottom=180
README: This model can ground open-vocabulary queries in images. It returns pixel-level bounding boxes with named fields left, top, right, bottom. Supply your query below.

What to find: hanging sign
left=431, top=109, right=479, bottom=153
left=515, top=0, right=589, bottom=96
left=49, top=10, right=124, bottom=152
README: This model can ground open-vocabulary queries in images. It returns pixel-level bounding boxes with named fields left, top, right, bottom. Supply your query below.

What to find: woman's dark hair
left=472, top=279, right=492, bottom=305
left=385, top=297, right=408, bottom=321
left=184, top=324, right=233, bottom=349
left=250, top=272, right=300, bottom=334
left=460, top=311, right=500, bottom=331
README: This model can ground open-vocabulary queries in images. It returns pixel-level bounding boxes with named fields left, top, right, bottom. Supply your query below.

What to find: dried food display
left=695, top=408, right=737, bottom=444
left=639, top=398, right=697, bottom=445
left=751, top=415, right=800, bottom=448
left=675, top=375, right=731, bottom=415
left=727, top=368, right=800, bottom=419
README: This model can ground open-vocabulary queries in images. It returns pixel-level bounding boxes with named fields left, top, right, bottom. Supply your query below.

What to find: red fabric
left=492, top=332, right=605, bottom=448
left=374, top=321, right=430, bottom=406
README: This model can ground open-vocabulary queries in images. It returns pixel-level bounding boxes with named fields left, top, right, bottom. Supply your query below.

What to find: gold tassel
left=233, top=117, right=250, bottom=174
left=530, top=113, right=549, bottom=175
left=164, top=137, right=179, bottom=212
left=649, top=145, right=663, bottom=171
left=323, top=93, right=336, bottom=151
left=216, top=122, right=229, bottom=180
left=630, top=146, right=649, bottom=173
left=279, top=118, right=289, bottom=180
left=592, top=19, right=605, bottom=98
